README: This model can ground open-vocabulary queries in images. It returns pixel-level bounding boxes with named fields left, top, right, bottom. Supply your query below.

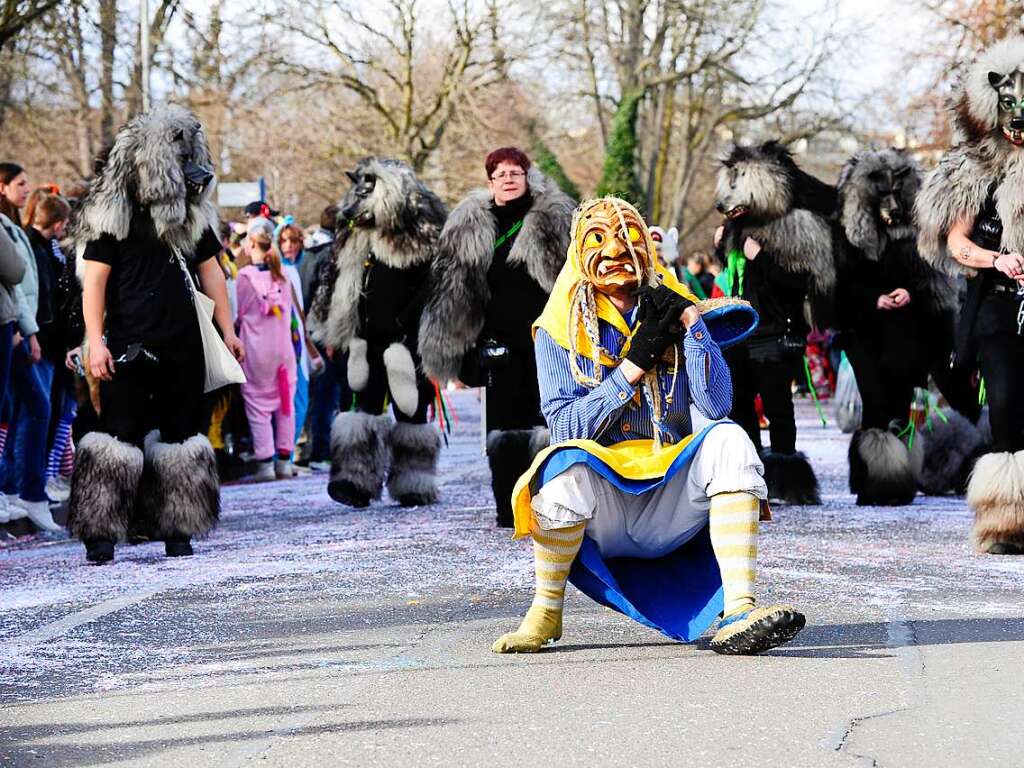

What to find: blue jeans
left=2, top=345, right=53, bottom=502
left=0, top=322, right=14, bottom=417
left=309, top=350, right=350, bottom=462
left=294, top=364, right=309, bottom=445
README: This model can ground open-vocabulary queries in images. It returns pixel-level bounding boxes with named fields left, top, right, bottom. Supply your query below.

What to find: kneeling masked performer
left=493, top=197, right=806, bottom=655
left=69, top=105, right=241, bottom=563
left=917, top=37, right=1024, bottom=554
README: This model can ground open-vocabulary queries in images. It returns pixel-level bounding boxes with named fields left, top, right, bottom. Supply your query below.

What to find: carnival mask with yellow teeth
left=574, top=199, right=655, bottom=293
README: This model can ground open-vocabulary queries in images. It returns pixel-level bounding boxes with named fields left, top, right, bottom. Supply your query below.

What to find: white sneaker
left=0, top=496, right=11, bottom=524
left=12, top=498, right=62, bottom=532
left=248, top=461, right=276, bottom=482
left=5, top=496, right=27, bottom=521
left=309, top=460, right=331, bottom=473
left=46, top=476, right=71, bottom=502
left=274, top=459, right=295, bottom=479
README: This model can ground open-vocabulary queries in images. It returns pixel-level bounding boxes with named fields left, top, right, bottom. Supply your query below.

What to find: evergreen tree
left=529, top=132, right=582, bottom=201
left=595, top=90, right=644, bottom=209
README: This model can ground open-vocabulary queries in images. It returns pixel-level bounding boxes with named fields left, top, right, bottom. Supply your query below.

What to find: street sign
left=218, top=181, right=263, bottom=208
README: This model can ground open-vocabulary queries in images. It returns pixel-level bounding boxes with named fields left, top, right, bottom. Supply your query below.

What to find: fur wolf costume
left=713, top=140, right=837, bottom=505
left=836, top=149, right=963, bottom=505
left=917, top=37, right=1024, bottom=553
left=418, top=166, right=574, bottom=527
left=309, top=157, right=446, bottom=508
left=67, top=105, right=221, bottom=563
left=493, top=196, right=805, bottom=656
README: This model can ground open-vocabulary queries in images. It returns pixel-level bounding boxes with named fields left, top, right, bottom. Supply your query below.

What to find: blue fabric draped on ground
left=532, top=423, right=726, bottom=643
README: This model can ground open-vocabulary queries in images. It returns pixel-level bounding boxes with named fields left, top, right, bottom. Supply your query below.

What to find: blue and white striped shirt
left=536, top=312, right=732, bottom=446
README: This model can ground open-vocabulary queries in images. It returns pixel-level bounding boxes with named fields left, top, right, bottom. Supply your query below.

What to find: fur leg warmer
left=387, top=422, right=441, bottom=507
left=848, top=428, right=921, bottom=506
left=487, top=428, right=549, bottom=528
left=139, top=431, right=220, bottom=539
left=762, top=450, right=821, bottom=505
left=67, top=432, right=144, bottom=543
left=383, top=342, right=419, bottom=418
left=967, top=451, right=1024, bottom=554
left=328, top=412, right=391, bottom=507
left=919, top=408, right=988, bottom=496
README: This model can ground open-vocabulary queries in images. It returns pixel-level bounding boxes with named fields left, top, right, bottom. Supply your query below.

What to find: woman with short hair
left=418, top=147, right=576, bottom=527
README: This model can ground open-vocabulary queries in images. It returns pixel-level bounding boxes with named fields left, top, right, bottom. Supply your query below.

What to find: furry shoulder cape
left=417, top=169, right=575, bottom=382
left=917, top=37, right=1024, bottom=280
left=916, top=137, right=1024, bottom=280
left=743, top=208, right=837, bottom=325
left=311, top=215, right=442, bottom=353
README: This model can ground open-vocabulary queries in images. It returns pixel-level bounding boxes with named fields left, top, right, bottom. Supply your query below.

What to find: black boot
left=984, top=542, right=1024, bottom=555
left=165, top=534, right=194, bottom=557
left=85, top=538, right=115, bottom=564
left=328, top=479, right=371, bottom=508
left=487, top=428, right=548, bottom=528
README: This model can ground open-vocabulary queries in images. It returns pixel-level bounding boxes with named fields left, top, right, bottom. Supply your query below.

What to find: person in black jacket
left=309, top=158, right=446, bottom=509
left=418, top=147, right=574, bottom=527
left=916, top=37, right=1024, bottom=554
left=713, top=141, right=838, bottom=505
left=835, top=149, right=969, bottom=505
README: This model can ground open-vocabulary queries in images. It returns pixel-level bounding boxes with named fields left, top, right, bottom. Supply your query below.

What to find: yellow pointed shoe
left=492, top=606, right=563, bottom=653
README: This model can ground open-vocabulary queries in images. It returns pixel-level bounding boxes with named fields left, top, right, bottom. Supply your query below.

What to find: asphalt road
left=1, top=391, right=1021, bottom=767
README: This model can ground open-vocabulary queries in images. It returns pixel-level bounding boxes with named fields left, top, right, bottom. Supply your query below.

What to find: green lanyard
left=725, top=248, right=746, bottom=296
left=494, top=220, right=523, bottom=252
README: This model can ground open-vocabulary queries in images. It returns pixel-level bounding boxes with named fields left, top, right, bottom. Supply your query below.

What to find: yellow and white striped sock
left=709, top=491, right=759, bottom=619
left=492, top=522, right=586, bottom=653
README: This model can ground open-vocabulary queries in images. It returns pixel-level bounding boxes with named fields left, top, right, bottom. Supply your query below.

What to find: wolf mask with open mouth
left=75, top=104, right=217, bottom=258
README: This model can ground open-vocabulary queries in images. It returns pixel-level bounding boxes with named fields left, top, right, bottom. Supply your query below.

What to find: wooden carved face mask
left=574, top=199, right=653, bottom=294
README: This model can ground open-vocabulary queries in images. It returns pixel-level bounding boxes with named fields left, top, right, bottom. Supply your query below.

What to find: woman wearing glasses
left=419, top=147, right=576, bottom=527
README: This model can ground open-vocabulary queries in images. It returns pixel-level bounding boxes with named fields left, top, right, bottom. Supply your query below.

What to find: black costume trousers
left=99, top=325, right=206, bottom=447
left=355, top=341, right=433, bottom=424
left=842, top=335, right=923, bottom=430
left=977, top=331, right=1024, bottom=453
left=484, top=347, right=545, bottom=431
left=727, top=344, right=799, bottom=455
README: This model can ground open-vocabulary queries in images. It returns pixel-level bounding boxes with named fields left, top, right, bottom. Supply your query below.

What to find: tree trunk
left=99, top=0, right=117, bottom=147
left=648, top=82, right=676, bottom=223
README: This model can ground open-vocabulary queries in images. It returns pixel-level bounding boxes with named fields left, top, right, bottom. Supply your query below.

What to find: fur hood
left=73, top=105, right=218, bottom=259
left=838, top=149, right=920, bottom=261
left=714, top=140, right=838, bottom=326
left=307, top=158, right=446, bottom=352
left=918, top=37, right=1024, bottom=279
left=953, top=36, right=1024, bottom=143
left=417, top=169, right=575, bottom=382
left=841, top=149, right=958, bottom=314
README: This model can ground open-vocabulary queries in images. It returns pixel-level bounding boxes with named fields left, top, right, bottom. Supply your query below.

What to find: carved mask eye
left=584, top=231, right=604, bottom=249
left=626, top=226, right=642, bottom=243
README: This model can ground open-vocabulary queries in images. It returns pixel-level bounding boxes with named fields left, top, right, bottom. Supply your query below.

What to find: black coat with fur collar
left=417, top=170, right=575, bottom=383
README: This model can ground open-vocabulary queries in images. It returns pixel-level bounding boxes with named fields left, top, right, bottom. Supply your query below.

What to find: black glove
left=625, top=285, right=694, bottom=371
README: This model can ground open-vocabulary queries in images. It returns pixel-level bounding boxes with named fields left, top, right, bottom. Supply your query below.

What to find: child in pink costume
left=237, top=219, right=297, bottom=480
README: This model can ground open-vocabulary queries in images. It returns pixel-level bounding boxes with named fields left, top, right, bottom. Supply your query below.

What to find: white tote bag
left=174, top=248, right=246, bottom=393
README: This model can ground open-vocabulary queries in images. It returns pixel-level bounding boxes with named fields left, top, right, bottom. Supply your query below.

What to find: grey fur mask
left=78, top=104, right=217, bottom=246
left=715, top=152, right=793, bottom=222
left=989, top=69, right=1024, bottom=145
